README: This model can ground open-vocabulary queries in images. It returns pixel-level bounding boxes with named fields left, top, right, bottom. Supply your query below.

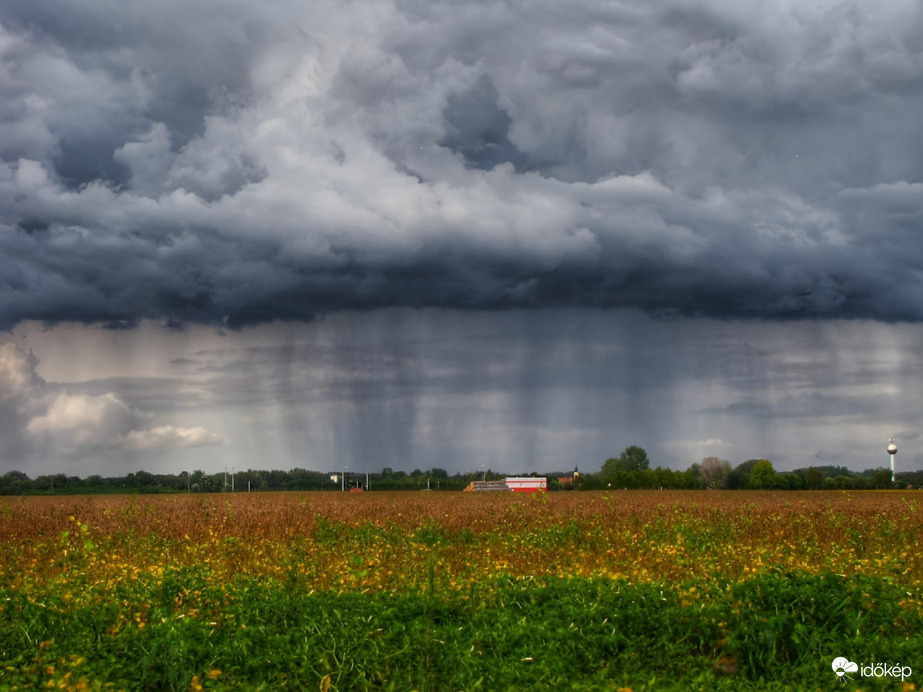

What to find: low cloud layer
left=3, top=312, right=923, bottom=475
left=2, top=1, right=923, bottom=328
left=0, top=342, right=224, bottom=464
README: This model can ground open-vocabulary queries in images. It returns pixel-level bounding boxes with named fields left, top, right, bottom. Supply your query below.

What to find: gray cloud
left=5, top=311, right=923, bottom=475
left=2, top=1, right=923, bottom=330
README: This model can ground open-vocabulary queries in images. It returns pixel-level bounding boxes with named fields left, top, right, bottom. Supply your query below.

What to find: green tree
left=872, top=467, right=893, bottom=489
left=728, top=459, right=761, bottom=489
left=697, top=456, right=731, bottom=489
left=190, top=469, right=206, bottom=492
left=602, top=446, right=650, bottom=475
left=0, top=470, right=30, bottom=494
left=805, top=466, right=823, bottom=490
left=748, top=459, right=776, bottom=489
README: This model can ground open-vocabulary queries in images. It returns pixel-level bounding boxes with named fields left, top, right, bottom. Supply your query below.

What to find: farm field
left=1, top=491, right=921, bottom=691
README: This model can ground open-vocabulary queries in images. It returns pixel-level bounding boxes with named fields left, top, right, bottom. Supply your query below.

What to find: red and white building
left=504, top=477, right=547, bottom=493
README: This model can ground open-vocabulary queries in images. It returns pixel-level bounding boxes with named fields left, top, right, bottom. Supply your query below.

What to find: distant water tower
left=887, top=438, right=898, bottom=483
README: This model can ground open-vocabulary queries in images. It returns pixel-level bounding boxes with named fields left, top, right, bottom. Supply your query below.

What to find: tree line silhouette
left=0, top=446, right=916, bottom=494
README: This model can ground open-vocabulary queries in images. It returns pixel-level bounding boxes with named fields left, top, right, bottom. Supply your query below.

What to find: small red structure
left=557, top=469, right=580, bottom=487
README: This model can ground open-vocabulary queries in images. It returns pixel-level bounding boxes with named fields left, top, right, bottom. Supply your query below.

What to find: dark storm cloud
left=440, top=77, right=531, bottom=171
left=2, top=0, right=923, bottom=329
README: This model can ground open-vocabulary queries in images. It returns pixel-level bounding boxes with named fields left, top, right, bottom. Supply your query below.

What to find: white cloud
left=0, top=342, right=41, bottom=401
left=123, top=425, right=225, bottom=451
left=26, top=392, right=137, bottom=449
left=0, top=342, right=225, bottom=460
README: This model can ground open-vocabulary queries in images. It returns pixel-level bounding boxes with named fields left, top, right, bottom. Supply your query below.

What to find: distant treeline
left=0, top=452, right=918, bottom=495
left=584, top=448, right=920, bottom=491
left=0, top=467, right=505, bottom=495
left=581, top=461, right=921, bottom=491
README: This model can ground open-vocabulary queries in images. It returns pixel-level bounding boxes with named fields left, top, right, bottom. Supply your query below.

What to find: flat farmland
left=1, top=491, right=921, bottom=690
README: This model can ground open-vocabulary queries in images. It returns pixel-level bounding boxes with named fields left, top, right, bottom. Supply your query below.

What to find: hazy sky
left=1, top=1, right=922, bottom=476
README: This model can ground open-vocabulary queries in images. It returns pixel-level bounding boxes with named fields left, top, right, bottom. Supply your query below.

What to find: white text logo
left=832, top=657, right=912, bottom=682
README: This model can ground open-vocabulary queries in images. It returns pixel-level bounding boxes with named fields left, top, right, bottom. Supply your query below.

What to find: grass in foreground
left=1, top=491, right=921, bottom=690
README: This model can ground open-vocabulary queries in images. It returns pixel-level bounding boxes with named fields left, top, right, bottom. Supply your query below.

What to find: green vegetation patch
left=1, top=571, right=920, bottom=691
